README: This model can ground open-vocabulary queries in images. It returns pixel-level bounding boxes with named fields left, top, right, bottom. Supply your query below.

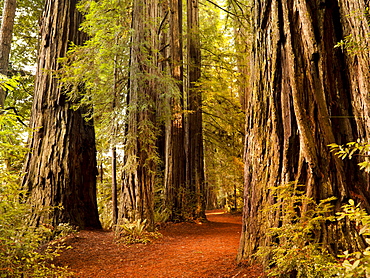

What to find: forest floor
left=55, top=210, right=265, bottom=278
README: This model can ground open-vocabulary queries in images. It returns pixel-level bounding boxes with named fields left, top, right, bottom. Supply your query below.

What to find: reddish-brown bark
left=238, top=0, right=370, bottom=262
left=22, top=0, right=101, bottom=229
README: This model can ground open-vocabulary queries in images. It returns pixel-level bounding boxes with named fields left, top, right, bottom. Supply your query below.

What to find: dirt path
left=55, top=210, right=264, bottom=277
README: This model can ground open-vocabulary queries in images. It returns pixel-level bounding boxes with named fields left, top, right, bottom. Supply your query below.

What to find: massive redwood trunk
left=186, top=0, right=206, bottom=220
left=238, top=0, right=370, bottom=262
left=119, top=0, right=159, bottom=230
left=22, top=0, right=101, bottom=229
left=163, top=0, right=187, bottom=221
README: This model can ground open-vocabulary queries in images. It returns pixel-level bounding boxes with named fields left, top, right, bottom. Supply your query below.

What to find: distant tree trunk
left=0, top=0, right=16, bottom=108
left=186, top=0, right=206, bottom=220
left=238, top=0, right=370, bottom=262
left=22, top=0, right=101, bottom=229
left=164, top=0, right=187, bottom=221
left=119, top=0, right=159, bottom=230
left=111, top=146, right=118, bottom=225
left=111, top=54, right=119, bottom=226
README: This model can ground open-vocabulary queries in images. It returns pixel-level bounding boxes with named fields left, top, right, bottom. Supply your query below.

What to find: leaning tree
left=238, top=0, right=370, bottom=262
left=22, top=0, right=101, bottom=229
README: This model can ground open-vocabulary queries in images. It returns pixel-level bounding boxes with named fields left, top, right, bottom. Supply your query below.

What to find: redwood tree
left=119, top=0, right=159, bottom=230
left=0, top=0, right=16, bottom=108
left=238, top=0, right=370, bottom=262
left=163, top=0, right=187, bottom=221
left=22, top=0, right=101, bottom=229
left=186, top=0, right=206, bottom=220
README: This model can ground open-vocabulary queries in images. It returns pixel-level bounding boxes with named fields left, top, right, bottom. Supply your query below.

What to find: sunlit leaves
left=337, top=200, right=370, bottom=277
left=0, top=75, right=30, bottom=177
left=200, top=0, right=245, bottom=210
left=256, top=183, right=338, bottom=278
left=11, top=0, right=43, bottom=69
left=329, top=140, right=370, bottom=172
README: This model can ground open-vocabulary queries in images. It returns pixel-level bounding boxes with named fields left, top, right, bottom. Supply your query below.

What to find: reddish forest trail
left=56, top=210, right=264, bottom=277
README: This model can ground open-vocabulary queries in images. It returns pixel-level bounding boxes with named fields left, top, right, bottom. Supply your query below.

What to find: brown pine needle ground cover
left=55, top=210, right=264, bottom=278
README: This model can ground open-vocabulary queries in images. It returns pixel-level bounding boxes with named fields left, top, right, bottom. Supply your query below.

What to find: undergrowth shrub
left=337, top=200, right=370, bottom=278
left=154, top=207, right=171, bottom=224
left=255, top=183, right=340, bottom=278
left=0, top=110, right=72, bottom=277
left=256, top=181, right=370, bottom=278
left=0, top=187, right=73, bottom=277
left=116, top=218, right=162, bottom=245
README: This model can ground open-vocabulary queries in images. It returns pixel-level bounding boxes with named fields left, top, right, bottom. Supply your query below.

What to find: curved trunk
left=238, top=0, right=370, bottom=261
left=22, top=0, right=101, bottom=229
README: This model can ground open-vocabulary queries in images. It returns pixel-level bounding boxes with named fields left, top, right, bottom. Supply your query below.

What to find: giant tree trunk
left=119, top=0, right=159, bottom=230
left=22, top=0, right=101, bottom=229
left=164, top=0, right=187, bottom=221
left=0, top=0, right=16, bottom=108
left=238, top=0, right=370, bottom=262
left=186, top=0, right=206, bottom=220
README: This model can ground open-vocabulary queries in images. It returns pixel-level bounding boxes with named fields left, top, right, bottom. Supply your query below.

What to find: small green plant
left=329, top=140, right=370, bottom=172
left=154, top=207, right=171, bottom=224
left=255, top=183, right=339, bottom=278
left=116, top=218, right=161, bottom=245
left=336, top=199, right=370, bottom=278
left=0, top=190, right=73, bottom=277
left=329, top=140, right=370, bottom=277
left=120, top=218, right=147, bottom=237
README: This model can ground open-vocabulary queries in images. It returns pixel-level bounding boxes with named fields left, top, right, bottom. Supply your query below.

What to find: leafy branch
left=329, top=140, right=370, bottom=172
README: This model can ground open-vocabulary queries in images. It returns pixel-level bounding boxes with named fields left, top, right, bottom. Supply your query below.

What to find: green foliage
left=336, top=200, right=370, bottom=278
left=0, top=112, right=27, bottom=172
left=4, top=73, right=34, bottom=118
left=116, top=218, right=162, bottom=245
left=0, top=75, right=31, bottom=180
left=10, top=0, right=44, bottom=69
left=0, top=182, right=72, bottom=277
left=0, top=74, right=71, bottom=277
left=200, top=1, right=245, bottom=210
left=154, top=207, right=171, bottom=224
left=327, top=141, right=370, bottom=277
left=59, top=0, right=130, bottom=112
left=329, top=140, right=370, bottom=172
left=334, top=8, right=370, bottom=55
left=335, top=34, right=370, bottom=55
left=255, top=181, right=370, bottom=278
left=255, top=183, right=339, bottom=278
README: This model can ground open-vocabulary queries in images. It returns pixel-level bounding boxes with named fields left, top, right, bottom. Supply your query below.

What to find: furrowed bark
left=22, top=0, right=101, bottom=229
left=238, top=0, right=370, bottom=262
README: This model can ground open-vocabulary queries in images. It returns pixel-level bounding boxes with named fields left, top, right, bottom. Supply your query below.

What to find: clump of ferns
left=116, top=218, right=161, bottom=245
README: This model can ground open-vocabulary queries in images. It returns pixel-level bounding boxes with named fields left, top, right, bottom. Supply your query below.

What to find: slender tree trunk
left=22, top=0, right=101, bottom=229
left=119, top=0, right=159, bottom=230
left=186, top=0, right=206, bottom=220
left=112, top=146, right=118, bottom=225
left=111, top=53, right=119, bottom=225
left=0, top=0, right=16, bottom=108
left=238, top=0, right=370, bottom=262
